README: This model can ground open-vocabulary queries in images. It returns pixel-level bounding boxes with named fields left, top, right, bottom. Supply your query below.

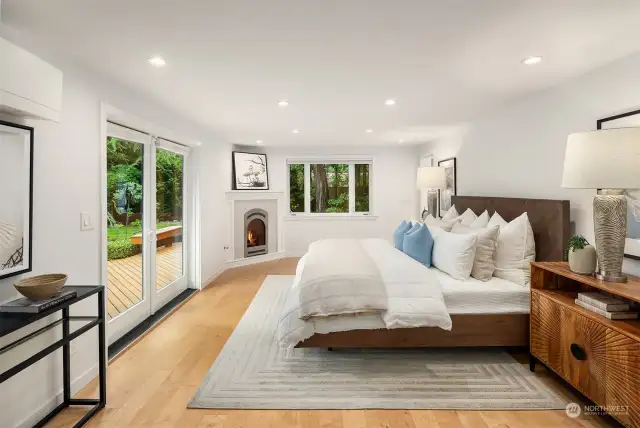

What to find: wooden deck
left=107, top=242, right=183, bottom=318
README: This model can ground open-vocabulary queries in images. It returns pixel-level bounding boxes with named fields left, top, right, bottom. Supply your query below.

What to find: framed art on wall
left=0, top=120, right=34, bottom=280
left=598, top=109, right=640, bottom=260
left=438, top=157, right=457, bottom=218
left=232, top=151, right=269, bottom=190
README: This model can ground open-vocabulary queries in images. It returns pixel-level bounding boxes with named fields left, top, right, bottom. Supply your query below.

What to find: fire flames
left=247, top=230, right=256, bottom=246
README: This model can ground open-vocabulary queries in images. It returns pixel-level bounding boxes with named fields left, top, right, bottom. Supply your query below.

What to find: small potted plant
left=565, top=235, right=597, bottom=275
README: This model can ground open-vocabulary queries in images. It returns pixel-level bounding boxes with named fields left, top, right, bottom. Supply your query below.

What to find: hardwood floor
left=107, top=242, right=183, bottom=318
left=47, top=258, right=618, bottom=428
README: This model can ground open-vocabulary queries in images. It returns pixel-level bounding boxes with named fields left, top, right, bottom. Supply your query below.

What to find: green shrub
left=107, top=240, right=138, bottom=260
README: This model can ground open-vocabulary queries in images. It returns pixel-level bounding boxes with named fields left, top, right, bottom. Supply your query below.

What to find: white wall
left=420, top=52, right=640, bottom=276
left=0, top=27, right=230, bottom=428
left=264, top=145, right=420, bottom=256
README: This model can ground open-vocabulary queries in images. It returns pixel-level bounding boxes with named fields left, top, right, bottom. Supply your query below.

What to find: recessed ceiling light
left=385, top=99, right=396, bottom=106
left=148, top=56, right=166, bottom=68
left=256, top=140, right=263, bottom=144
left=292, top=129, right=300, bottom=134
left=278, top=100, right=290, bottom=107
left=522, top=56, right=542, bottom=65
left=366, top=129, right=373, bottom=133
left=398, top=139, right=404, bottom=144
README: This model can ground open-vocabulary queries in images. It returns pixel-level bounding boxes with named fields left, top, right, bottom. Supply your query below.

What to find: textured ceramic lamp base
left=594, top=191, right=627, bottom=283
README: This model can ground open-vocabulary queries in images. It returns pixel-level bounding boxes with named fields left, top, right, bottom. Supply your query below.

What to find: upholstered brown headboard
left=451, top=196, right=570, bottom=261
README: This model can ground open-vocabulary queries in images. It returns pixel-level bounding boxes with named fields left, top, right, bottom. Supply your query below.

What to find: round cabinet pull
left=570, top=343, right=587, bottom=361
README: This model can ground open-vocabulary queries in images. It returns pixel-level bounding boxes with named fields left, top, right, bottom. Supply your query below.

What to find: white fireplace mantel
left=225, top=190, right=285, bottom=201
left=226, top=190, right=285, bottom=265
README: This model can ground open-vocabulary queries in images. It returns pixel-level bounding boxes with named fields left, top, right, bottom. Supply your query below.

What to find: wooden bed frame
left=296, top=196, right=570, bottom=349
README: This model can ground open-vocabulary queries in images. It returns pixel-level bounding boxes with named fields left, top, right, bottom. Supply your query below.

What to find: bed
left=289, top=196, right=570, bottom=349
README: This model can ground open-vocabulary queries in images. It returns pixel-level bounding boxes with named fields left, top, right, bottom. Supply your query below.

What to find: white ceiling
left=4, top=0, right=640, bottom=146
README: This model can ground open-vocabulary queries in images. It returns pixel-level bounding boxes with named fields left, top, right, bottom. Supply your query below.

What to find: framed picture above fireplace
left=0, top=120, right=34, bottom=280
left=232, top=151, right=269, bottom=190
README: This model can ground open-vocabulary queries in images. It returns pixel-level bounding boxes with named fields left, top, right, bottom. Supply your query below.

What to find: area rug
left=189, top=275, right=567, bottom=410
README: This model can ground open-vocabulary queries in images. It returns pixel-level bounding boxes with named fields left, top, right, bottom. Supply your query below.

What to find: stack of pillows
left=393, top=205, right=535, bottom=286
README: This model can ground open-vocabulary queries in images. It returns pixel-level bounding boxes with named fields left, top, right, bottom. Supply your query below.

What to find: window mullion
left=304, top=164, right=311, bottom=214
left=348, top=163, right=355, bottom=213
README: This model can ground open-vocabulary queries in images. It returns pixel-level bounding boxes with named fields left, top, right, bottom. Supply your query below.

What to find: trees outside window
left=289, top=164, right=304, bottom=212
left=288, top=161, right=370, bottom=215
left=311, top=164, right=349, bottom=213
left=355, top=164, right=370, bottom=212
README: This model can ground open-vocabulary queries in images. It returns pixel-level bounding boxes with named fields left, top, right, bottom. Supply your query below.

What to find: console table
left=0, top=286, right=106, bottom=428
left=530, top=262, right=640, bottom=427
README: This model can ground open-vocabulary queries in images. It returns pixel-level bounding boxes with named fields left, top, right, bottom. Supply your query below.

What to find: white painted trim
left=224, top=251, right=285, bottom=269
left=202, top=266, right=227, bottom=289
left=16, top=362, right=98, bottom=428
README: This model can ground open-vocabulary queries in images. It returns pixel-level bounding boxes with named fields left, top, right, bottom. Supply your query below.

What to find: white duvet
left=277, top=238, right=452, bottom=348
left=297, top=239, right=387, bottom=319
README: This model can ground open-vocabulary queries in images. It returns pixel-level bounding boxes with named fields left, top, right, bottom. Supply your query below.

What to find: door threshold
left=108, top=288, right=197, bottom=361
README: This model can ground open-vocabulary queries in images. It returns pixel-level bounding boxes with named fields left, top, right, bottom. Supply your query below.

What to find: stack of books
left=575, top=292, right=639, bottom=320
left=0, top=289, right=77, bottom=313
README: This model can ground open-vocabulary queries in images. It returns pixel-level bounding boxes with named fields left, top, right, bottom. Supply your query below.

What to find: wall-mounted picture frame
left=0, top=120, right=34, bottom=280
left=438, top=157, right=457, bottom=218
left=597, top=109, right=640, bottom=260
left=232, top=151, right=269, bottom=190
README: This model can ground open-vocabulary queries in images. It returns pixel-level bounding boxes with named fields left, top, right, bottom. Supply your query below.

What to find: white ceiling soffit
left=4, top=0, right=640, bottom=146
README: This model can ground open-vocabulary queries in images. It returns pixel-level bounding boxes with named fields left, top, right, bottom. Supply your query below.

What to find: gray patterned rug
left=189, top=275, right=566, bottom=410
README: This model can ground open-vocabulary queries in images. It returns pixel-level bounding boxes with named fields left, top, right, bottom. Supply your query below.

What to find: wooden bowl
left=14, top=274, right=68, bottom=301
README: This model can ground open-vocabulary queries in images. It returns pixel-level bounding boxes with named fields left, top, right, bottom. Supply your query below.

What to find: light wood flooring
left=107, top=242, right=183, bottom=318
left=47, top=258, right=618, bottom=428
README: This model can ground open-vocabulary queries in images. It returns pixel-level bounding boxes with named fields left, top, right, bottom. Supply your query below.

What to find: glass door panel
left=106, top=137, right=145, bottom=319
left=155, top=148, right=185, bottom=291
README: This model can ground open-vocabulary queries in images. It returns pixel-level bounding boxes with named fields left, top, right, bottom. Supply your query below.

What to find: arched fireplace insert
left=244, top=208, right=268, bottom=257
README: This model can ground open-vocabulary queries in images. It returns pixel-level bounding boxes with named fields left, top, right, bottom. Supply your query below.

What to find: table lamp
left=561, top=127, right=640, bottom=282
left=417, top=167, right=446, bottom=219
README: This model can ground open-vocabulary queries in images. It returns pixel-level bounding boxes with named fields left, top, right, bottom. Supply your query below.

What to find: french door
left=104, top=122, right=190, bottom=344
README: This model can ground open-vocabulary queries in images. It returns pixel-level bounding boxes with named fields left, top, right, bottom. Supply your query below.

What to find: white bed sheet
left=278, top=240, right=530, bottom=348
left=431, top=268, right=530, bottom=314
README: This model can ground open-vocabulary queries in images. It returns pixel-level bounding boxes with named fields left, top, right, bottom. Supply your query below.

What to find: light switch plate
left=81, top=212, right=93, bottom=231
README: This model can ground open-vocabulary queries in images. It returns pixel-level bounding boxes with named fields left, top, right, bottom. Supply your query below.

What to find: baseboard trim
left=16, top=363, right=98, bottom=428
left=202, top=266, right=227, bottom=289
left=224, top=252, right=284, bottom=269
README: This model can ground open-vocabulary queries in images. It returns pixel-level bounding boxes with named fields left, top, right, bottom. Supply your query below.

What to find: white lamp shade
left=417, top=167, right=446, bottom=190
left=562, top=127, right=640, bottom=189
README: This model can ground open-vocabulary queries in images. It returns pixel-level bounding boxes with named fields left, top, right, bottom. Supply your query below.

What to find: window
left=311, top=164, right=349, bottom=213
left=289, top=164, right=304, bottom=212
left=287, top=159, right=372, bottom=215
left=354, top=164, right=370, bottom=212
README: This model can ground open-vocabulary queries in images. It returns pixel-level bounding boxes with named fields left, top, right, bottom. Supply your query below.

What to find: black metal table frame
left=0, top=287, right=106, bottom=428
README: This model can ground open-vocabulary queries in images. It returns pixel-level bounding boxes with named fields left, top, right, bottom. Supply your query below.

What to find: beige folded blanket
left=297, top=239, right=387, bottom=319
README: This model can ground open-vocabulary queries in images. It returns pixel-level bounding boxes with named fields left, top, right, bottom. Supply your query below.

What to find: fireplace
left=244, top=208, right=268, bottom=257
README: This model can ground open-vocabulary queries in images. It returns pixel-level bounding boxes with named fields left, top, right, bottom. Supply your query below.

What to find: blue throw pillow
left=393, top=221, right=412, bottom=250
left=402, top=224, right=434, bottom=266
left=405, top=222, right=421, bottom=237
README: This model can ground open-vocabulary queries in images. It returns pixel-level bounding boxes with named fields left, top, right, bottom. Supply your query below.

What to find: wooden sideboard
left=530, top=262, right=640, bottom=427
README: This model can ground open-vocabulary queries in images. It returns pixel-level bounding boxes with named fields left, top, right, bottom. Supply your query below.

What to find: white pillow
left=424, top=215, right=460, bottom=232
left=451, top=223, right=500, bottom=281
left=457, top=208, right=478, bottom=226
left=441, top=206, right=459, bottom=221
left=469, top=210, right=489, bottom=229
left=431, top=229, right=478, bottom=280
left=488, top=212, right=536, bottom=286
